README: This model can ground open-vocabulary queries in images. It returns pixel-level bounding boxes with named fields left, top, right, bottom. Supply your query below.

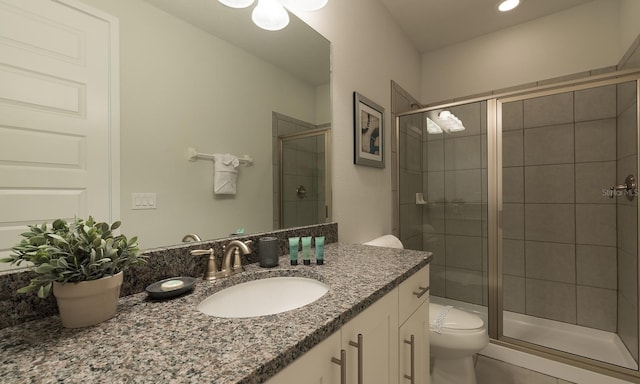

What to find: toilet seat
left=429, top=303, right=484, bottom=333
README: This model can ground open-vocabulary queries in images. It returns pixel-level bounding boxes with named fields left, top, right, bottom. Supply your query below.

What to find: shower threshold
left=503, top=311, right=638, bottom=370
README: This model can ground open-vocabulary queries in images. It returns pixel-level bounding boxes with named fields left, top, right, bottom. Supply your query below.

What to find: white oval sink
left=197, top=276, right=329, bottom=318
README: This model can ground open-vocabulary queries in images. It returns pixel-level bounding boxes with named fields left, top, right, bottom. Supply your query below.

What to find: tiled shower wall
left=616, top=81, right=638, bottom=360
left=501, top=84, right=635, bottom=335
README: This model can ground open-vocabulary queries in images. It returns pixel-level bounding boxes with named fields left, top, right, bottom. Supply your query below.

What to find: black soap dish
left=145, top=276, right=196, bottom=300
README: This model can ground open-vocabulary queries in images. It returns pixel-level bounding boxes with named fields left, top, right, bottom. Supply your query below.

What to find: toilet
left=364, top=235, right=489, bottom=384
left=429, top=302, right=489, bottom=384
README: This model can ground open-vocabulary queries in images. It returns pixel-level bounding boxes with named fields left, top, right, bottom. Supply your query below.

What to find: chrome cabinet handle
left=403, top=335, right=415, bottom=383
left=349, top=334, right=363, bottom=384
left=331, top=349, right=347, bottom=384
left=413, top=286, right=429, bottom=298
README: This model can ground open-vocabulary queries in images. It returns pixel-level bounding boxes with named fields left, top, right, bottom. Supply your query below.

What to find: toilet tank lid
left=429, top=303, right=484, bottom=331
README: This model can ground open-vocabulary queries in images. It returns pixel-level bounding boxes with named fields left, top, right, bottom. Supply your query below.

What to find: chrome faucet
left=190, top=240, right=252, bottom=280
left=222, top=240, right=252, bottom=275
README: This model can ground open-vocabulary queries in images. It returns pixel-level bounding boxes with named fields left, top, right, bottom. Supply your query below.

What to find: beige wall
left=293, top=0, right=422, bottom=243
left=620, top=0, right=640, bottom=55
left=80, top=0, right=327, bottom=249
left=420, top=0, right=622, bottom=104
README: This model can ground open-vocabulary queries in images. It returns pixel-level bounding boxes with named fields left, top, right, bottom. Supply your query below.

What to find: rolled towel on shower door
left=213, top=154, right=240, bottom=195
left=363, top=234, right=404, bottom=249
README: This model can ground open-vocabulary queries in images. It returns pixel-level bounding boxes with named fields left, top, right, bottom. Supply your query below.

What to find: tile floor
left=475, top=355, right=576, bottom=384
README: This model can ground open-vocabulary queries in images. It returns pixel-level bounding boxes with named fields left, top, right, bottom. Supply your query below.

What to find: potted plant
left=0, top=216, right=145, bottom=328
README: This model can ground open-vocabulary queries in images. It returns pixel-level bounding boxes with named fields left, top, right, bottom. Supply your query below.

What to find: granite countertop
left=0, top=243, right=431, bottom=384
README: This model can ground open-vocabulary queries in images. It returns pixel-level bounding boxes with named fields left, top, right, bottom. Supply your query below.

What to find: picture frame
left=353, top=92, right=385, bottom=168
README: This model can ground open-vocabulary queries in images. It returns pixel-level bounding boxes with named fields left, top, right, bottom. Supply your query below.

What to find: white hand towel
left=212, top=154, right=239, bottom=195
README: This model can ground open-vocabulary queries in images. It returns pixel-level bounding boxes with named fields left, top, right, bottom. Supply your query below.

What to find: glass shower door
left=398, top=100, right=489, bottom=311
left=498, top=80, right=639, bottom=371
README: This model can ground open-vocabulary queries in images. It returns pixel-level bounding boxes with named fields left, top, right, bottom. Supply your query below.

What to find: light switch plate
left=132, top=193, right=156, bottom=210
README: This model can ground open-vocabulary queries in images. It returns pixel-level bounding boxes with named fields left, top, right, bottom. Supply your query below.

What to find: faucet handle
left=191, top=248, right=221, bottom=281
left=190, top=248, right=213, bottom=256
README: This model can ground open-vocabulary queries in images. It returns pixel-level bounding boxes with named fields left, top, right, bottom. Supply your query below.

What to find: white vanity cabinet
left=267, top=331, right=341, bottom=384
left=267, top=264, right=430, bottom=384
left=341, top=288, right=399, bottom=384
left=398, top=264, right=430, bottom=384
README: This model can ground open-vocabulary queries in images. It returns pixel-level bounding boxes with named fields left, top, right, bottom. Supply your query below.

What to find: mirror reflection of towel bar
left=187, top=147, right=253, bottom=166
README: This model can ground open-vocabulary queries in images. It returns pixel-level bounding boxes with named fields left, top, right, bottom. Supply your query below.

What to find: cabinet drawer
left=398, top=265, right=429, bottom=324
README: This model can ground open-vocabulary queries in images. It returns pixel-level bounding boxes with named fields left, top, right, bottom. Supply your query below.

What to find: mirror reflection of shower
left=272, top=112, right=331, bottom=230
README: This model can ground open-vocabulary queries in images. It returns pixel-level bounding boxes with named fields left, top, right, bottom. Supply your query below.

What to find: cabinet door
left=341, top=288, right=399, bottom=384
left=399, top=298, right=430, bottom=384
left=267, top=331, right=342, bottom=384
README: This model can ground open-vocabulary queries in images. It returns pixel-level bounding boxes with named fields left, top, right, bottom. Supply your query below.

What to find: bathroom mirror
left=0, top=0, right=330, bottom=271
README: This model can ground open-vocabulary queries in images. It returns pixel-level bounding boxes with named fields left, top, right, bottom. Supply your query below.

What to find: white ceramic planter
left=52, top=271, right=123, bottom=328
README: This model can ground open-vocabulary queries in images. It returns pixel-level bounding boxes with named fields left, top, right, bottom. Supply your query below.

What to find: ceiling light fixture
left=498, top=0, right=520, bottom=12
left=252, top=0, right=289, bottom=31
left=219, top=0, right=328, bottom=31
left=219, top=0, right=255, bottom=8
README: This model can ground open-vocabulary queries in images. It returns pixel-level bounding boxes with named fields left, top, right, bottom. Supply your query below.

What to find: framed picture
left=353, top=92, right=385, bottom=168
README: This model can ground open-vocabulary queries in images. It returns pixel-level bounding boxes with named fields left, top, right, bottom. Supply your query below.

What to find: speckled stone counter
left=0, top=243, right=431, bottom=384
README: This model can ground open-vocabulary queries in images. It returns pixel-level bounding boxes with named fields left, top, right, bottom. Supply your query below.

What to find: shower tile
left=524, top=164, right=574, bottom=204
left=445, top=169, right=482, bottom=203
left=502, top=203, right=524, bottom=240
left=617, top=105, right=638, bottom=160
left=523, top=92, right=574, bottom=129
left=575, top=204, right=616, bottom=246
left=502, top=130, right=524, bottom=167
left=523, top=124, right=574, bottom=166
left=296, top=200, right=317, bottom=225
left=282, top=147, right=297, bottom=175
left=444, top=135, right=481, bottom=171
left=406, top=133, right=422, bottom=173
left=445, top=235, right=483, bottom=271
left=425, top=202, right=445, bottom=234
left=503, top=239, right=524, bottom=276
left=430, top=265, right=446, bottom=297
left=399, top=169, right=422, bottom=204
left=501, top=101, right=523, bottom=131
left=574, top=84, right=616, bottom=122
left=481, top=134, right=487, bottom=169
left=282, top=202, right=297, bottom=228
left=445, top=267, right=484, bottom=305
left=525, top=241, right=575, bottom=284
left=576, top=245, right=616, bottom=289
left=525, top=279, right=576, bottom=323
left=575, top=162, right=615, bottom=204
left=577, top=286, right=616, bottom=332
left=445, top=203, right=482, bottom=236
left=618, top=294, right=639, bottom=362
left=427, top=139, right=445, bottom=172
left=617, top=81, right=638, bottom=115
left=617, top=204, right=638, bottom=255
left=502, top=167, right=524, bottom=203
left=423, top=233, right=445, bottom=265
left=427, top=171, right=445, bottom=203
left=525, top=204, right=575, bottom=243
left=619, top=249, right=638, bottom=304
left=502, top=275, right=526, bottom=314
left=575, top=119, right=616, bottom=162
left=400, top=204, right=422, bottom=243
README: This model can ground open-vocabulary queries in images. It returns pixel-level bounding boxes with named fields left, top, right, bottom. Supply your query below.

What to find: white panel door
left=0, top=0, right=118, bottom=265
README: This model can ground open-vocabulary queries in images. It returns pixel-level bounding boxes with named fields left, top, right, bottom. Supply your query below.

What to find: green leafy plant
left=0, top=217, right=145, bottom=298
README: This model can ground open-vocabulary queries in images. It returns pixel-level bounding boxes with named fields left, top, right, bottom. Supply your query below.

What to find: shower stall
left=397, top=71, right=640, bottom=380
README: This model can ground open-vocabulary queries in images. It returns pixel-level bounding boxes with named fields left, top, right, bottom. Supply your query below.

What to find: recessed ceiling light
left=498, top=0, right=520, bottom=12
